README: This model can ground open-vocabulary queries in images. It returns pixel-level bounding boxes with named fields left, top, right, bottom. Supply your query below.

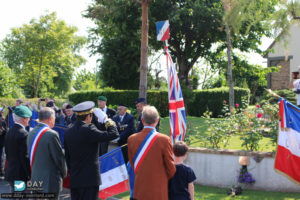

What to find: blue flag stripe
left=99, top=147, right=125, bottom=174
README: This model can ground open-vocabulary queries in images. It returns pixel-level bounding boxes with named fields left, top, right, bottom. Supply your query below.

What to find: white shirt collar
left=103, top=106, right=107, bottom=113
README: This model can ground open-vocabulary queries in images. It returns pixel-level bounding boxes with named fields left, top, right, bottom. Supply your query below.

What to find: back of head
left=39, top=107, right=55, bottom=121
left=141, top=105, right=159, bottom=125
left=173, top=141, right=188, bottom=157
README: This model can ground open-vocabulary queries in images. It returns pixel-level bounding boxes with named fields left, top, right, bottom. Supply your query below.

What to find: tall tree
left=86, top=1, right=141, bottom=90
left=0, top=59, right=23, bottom=97
left=138, top=0, right=152, bottom=99
left=0, top=12, right=86, bottom=97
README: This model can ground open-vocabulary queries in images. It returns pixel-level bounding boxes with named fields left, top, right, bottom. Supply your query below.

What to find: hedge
left=68, top=87, right=250, bottom=118
left=188, top=87, right=250, bottom=117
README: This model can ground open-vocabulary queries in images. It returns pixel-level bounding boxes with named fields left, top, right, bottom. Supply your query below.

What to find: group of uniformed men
left=1, top=95, right=161, bottom=199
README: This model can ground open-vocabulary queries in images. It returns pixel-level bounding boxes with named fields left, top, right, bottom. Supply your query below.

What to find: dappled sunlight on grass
left=113, top=185, right=300, bottom=200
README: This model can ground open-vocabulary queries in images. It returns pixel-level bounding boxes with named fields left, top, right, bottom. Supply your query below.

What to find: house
left=264, top=24, right=300, bottom=90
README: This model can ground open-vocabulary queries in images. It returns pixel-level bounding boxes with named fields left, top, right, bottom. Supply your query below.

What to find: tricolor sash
left=133, top=126, right=158, bottom=173
left=29, top=125, right=49, bottom=170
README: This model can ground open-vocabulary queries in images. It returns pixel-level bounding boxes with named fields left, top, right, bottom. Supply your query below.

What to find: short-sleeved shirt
left=168, top=163, right=196, bottom=200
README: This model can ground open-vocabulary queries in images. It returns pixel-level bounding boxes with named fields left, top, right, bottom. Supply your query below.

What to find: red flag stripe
left=98, top=180, right=129, bottom=199
left=275, top=145, right=300, bottom=184
left=169, top=101, right=184, bottom=110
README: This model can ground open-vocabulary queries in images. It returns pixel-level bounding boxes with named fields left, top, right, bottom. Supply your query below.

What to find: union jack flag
left=165, top=47, right=187, bottom=144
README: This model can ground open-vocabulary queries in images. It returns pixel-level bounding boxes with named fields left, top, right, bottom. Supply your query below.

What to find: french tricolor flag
left=99, top=147, right=129, bottom=199
left=156, top=20, right=170, bottom=41
left=275, top=99, right=300, bottom=185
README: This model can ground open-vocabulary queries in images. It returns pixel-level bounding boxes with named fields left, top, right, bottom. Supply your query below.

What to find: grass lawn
left=113, top=184, right=300, bottom=199
left=159, top=116, right=277, bottom=152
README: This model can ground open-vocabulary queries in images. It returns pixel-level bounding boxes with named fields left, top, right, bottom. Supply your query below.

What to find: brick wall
left=270, top=60, right=290, bottom=90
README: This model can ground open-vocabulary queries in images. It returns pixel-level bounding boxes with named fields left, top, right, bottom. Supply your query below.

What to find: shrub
left=260, top=89, right=296, bottom=105
left=189, top=87, right=250, bottom=117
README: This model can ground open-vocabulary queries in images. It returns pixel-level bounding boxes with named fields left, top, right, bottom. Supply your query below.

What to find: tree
left=73, top=69, right=98, bottom=91
left=86, top=0, right=277, bottom=91
left=0, top=59, right=23, bottom=97
left=0, top=12, right=86, bottom=97
left=86, top=1, right=141, bottom=90
left=138, top=0, right=151, bottom=99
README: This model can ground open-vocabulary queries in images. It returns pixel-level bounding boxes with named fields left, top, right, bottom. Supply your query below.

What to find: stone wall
left=186, top=147, right=300, bottom=192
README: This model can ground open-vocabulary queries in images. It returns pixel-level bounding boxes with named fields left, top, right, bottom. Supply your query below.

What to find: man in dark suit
left=135, top=98, right=160, bottom=132
left=92, top=95, right=117, bottom=156
left=64, top=101, right=119, bottom=200
left=64, top=104, right=76, bottom=126
left=27, top=107, right=67, bottom=198
left=5, top=105, right=32, bottom=190
left=112, top=104, right=135, bottom=163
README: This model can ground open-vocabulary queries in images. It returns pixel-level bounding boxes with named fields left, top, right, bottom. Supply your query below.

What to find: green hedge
left=68, top=87, right=250, bottom=118
left=188, top=87, right=250, bottom=117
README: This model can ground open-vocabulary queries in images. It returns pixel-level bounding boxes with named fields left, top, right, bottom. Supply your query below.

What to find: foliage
left=202, top=110, right=232, bottom=149
left=0, top=12, right=86, bottom=97
left=218, top=101, right=279, bottom=151
left=260, top=102, right=279, bottom=146
left=189, top=87, right=250, bottom=117
left=73, top=69, right=98, bottom=91
left=0, top=60, right=23, bottom=98
left=85, top=0, right=277, bottom=89
left=260, top=89, right=296, bottom=105
left=85, top=1, right=140, bottom=89
left=231, top=58, right=280, bottom=104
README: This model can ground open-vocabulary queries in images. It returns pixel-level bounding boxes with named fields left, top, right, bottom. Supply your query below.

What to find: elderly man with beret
left=64, top=101, right=119, bottom=200
left=5, top=105, right=32, bottom=190
left=92, top=95, right=117, bottom=156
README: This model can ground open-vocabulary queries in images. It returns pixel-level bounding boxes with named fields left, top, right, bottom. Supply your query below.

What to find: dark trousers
left=71, top=186, right=98, bottom=200
left=0, top=146, right=3, bottom=174
left=121, top=145, right=129, bottom=164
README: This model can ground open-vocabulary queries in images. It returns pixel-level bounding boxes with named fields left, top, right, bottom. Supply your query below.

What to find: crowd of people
left=0, top=96, right=196, bottom=200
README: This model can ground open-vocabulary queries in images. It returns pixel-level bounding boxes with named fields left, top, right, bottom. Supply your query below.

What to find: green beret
left=14, top=105, right=32, bottom=118
left=98, top=96, right=107, bottom=101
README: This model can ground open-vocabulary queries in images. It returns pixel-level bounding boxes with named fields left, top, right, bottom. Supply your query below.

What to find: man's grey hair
left=141, top=105, right=159, bottom=125
left=13, top=114, right=23, bottom=123
left=39, top=107, right=55, bottom=121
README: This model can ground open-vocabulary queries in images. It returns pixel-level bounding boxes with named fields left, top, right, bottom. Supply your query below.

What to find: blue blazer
left=113, top=112, right=135, bottom=146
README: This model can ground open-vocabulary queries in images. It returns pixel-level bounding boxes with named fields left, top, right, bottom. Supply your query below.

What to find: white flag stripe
left=157, top=21, right=169, bottom=41
left=99, top=164, right=128, bottom=190
left=278, top=128, right=300, bottom=157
